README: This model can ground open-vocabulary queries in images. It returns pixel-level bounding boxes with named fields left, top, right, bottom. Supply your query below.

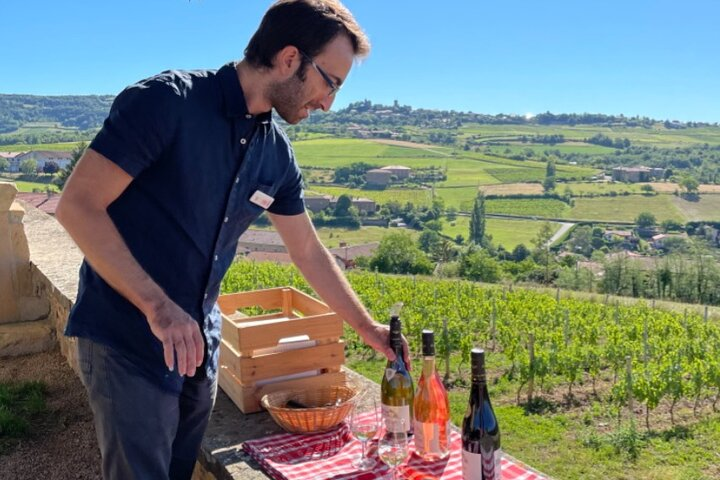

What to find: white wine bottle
left=462, top=348, right=501, bottom=479
left=413, top=329, right=450, bottom=460
left=380, top=314, right=414, bottom=435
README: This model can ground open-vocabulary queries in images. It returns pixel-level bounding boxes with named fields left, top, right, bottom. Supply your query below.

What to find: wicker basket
left=261, top=384, right=359, bottom=434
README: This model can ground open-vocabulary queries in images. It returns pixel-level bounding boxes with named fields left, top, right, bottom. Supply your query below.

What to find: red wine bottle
left=462, top=348, right=501, bottom=479
left=413, top=329, right=450, bottom=460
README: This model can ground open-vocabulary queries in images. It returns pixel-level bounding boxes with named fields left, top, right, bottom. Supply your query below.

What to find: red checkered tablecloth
left=243, top=413, right=548, bottom=480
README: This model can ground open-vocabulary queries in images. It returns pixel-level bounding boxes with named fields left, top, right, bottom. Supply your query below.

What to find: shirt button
left=204, top=293, right=208, bottom=300
left=240, top=138, right=247, bottom=145
left=224, top=217, right=229, bottom=223
left=245, top=114, right=252, bottom=119
left=235, top=177, right=240, bottom=184
left=214, top=255, right=218, bottom=261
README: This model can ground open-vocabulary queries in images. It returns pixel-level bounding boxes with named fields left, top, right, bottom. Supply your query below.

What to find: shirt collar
left=218, top=61, right=272, bottom=123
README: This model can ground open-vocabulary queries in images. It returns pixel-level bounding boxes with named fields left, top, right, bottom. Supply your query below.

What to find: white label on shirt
left=250, top=190, right=275, bottom=209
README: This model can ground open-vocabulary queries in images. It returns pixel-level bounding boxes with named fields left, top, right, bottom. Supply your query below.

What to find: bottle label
left=413, top=420, right=450, bottom=455
left=462, top=448, right=502, bottom=480
left=382, top=404, right=411, bottom=433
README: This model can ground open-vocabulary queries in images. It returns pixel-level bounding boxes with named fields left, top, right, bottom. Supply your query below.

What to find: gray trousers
left=78, top=337, right=217, bottom=480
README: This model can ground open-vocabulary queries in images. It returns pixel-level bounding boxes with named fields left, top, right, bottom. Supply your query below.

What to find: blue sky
left=2, top=0, right=719, bottom=122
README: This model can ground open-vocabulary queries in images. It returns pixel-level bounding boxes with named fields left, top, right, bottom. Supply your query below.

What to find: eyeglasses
left=298, top=49, right=341, bottom=97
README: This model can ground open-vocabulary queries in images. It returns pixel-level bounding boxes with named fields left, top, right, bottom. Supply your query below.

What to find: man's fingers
left=193, top=328, right=205, bottom=367
left=185, top=333, right=197, bottom=377
left=163, top=339, right=175, bottom=372
left=175, top=339, right=188, bottom=376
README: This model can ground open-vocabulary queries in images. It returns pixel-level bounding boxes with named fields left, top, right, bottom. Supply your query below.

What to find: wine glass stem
left=393, top=466, right=398, bottom=480
left=361, top=440, right=366, bottom=460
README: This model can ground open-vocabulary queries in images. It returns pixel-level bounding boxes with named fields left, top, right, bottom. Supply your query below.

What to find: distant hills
left=0, top=94, right=114, bottom=133
left=0, top=93, right=718, bottom=146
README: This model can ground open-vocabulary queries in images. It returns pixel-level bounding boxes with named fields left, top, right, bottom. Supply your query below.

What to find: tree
left=423, top=219, right=443, bottom=232
left=543, top=176, right=556, bottom=192
left=459, top=248, right=501, bottom=283
left=334, top=194, right=353, bottom=216
left=418, top=229, right=442, bottom=253
left=511, top=243, right=531, bottom=262
left=369, top=232, right=434, bottom=275
left=546, top=159, right=556, bottom=178
left=56, top=142, right=87, bottom=190
left=531, top=222, right=556, bottom=283
left=0, top=157, right=8, bottom=172
left=636, top=211, right=656, bottom=229
left=679, top=175, right=700, bottom=196
left=568, top=225, right=593, bottom=257
left=640, top=184, right=654, bottom=194
left=20, top=159, right=37, bottom=175
left=42, top=161, right=60, bottom=174
left=469, top=191, right=486, bottom=245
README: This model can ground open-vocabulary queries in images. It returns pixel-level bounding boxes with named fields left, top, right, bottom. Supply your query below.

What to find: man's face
left=268, top=34, right=354, bottom=125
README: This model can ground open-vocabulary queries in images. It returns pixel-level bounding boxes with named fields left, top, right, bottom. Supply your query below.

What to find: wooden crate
left=218, top=287, right=347, bottom=413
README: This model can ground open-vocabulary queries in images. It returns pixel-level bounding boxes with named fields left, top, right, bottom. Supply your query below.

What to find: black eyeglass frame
left=298, top=49, right=341, bottom=97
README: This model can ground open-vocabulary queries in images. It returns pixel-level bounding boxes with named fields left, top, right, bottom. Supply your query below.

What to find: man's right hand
left=146, top=300, right=205, bottom=377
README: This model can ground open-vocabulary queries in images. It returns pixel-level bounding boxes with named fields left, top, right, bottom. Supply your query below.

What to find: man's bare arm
left=56, top=148, right=203, bottom=376
left=269, top=211, right=409, bottom=366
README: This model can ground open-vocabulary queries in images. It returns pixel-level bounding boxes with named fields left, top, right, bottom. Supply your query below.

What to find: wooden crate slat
left=233, top=312, right=342, bottom=353
left=290, top=289, right=331, bottom=316
left=217, top=287, right=287, bottom=314
left=219, top=367, right=347, bottom=414
left=221, top=340, right=345, bottom=385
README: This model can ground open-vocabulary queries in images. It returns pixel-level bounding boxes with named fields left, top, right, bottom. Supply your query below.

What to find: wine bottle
left=413, top=329, right=450, bottom=461
left=381, top=314, right=414, bottom=435
left=462, top=348, right=501, bottom=480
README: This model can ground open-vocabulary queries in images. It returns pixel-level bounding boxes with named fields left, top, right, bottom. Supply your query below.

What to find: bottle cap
left=471, top=348, right=486, bottom=377
left=422, top=329, right=435, bottom=356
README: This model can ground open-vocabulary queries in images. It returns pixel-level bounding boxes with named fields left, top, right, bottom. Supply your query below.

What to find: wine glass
left=349, top=394, right=380, bottom=470
left=378, top=420, right=409, bottom=480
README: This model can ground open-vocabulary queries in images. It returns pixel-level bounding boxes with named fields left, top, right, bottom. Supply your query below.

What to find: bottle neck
left=470, top=375, right=488, bottom=403
left=422, top=355, right=435, bottom=378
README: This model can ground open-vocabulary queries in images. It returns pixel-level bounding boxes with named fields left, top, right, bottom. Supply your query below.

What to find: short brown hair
left=244, top=0, right=370, bottom=69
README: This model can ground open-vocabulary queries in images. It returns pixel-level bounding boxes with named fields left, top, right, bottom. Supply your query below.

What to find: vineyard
left=222, top=261, right=720, bottom=427
left=222, top=260, right=720, bottom=478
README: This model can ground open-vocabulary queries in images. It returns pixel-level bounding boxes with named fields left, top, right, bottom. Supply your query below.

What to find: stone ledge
left=0, top=319, right=55, bottom=357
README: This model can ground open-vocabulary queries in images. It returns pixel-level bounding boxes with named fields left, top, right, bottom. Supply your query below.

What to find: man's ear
left=274, top=45, right=301, bottom=77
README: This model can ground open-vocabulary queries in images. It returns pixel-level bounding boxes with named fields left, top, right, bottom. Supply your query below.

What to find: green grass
left=443, top=217, right=557, bottom=249
left=315, top=226, right=419, bottom=249
left=671, top=195, right=720, bottom=221
left=0, top=142, right=81, bottom=152
left=486, top=198, right=570, bottom=218
left=0, top=381, right=47, bottom=454
left=308, top=186, right=433, bottom=207
left=569, top=196, right=685, bottom=222
left=0, top=174, right=59, bottom=193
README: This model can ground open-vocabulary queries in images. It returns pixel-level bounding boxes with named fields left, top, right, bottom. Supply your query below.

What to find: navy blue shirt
left=65, top=62, right=305, bottom=393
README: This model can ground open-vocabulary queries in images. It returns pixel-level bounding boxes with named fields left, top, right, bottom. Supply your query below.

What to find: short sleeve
left=90, top=78, right=181, bottom=177
left=267, top=156, right=306, bottom=216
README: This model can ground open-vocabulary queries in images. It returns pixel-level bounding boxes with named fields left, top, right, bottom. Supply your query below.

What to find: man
left=56, top=1, right=407, bottom=479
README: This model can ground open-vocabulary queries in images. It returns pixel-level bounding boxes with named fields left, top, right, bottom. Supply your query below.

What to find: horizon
left=2, top=0, right=719, bottom=123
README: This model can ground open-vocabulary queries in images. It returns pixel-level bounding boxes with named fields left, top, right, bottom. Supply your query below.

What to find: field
left=0, top=174, right=58, bottom=193
left=671, top=195, right=720, bottom=221
left=569, top=195, right=685, bottom=222
left=442, top=216, right=557, bottom=249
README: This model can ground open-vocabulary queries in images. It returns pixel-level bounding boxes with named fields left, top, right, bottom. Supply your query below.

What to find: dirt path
left=0, top=348, right=101, bottom=480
